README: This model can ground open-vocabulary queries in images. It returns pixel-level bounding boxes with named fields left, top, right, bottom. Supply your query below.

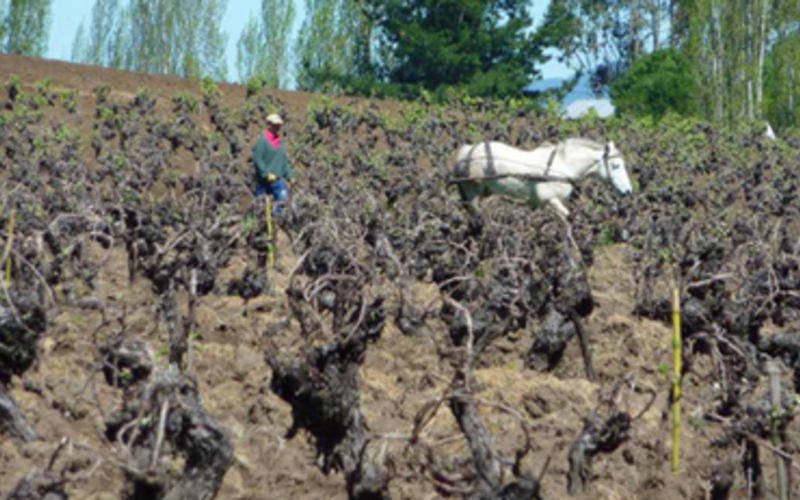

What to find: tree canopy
left=366, top=0, right=548, bottom=98
left=610, top=49, right=697, bottom=119
left=52, top=0, right=800, bottom=128
left=294, top=0, right=374, bottom=92
left=0, top=0, right=52, bottom=57
left=72, top=0, right=228, bottom=81
left=237, top=0, right=295, bottom=88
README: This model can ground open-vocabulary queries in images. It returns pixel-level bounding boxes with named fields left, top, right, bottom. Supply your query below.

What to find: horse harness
left=453, top=141, right=569, bottom=184
left=458, top=142, right=496, bottom=177
left=451, top=141, right=622, bottom=185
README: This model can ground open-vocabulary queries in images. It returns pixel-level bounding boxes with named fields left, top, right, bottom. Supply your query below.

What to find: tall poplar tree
left=761, top=0, right=800, bottom=129
left=599, top=0, right=800, bottom=127
left=72, top=0, right=228, bottom=81
left=1, top=0, right=52, bottom=56
left=72, top=0, right=124, bottom=67
left=537, top=0, right=674, bottom=88
left=236, top=0, right=296, bottom=88
left=294, top=0, right=374, bottom=92
left=677, top=0, right=779, bottom=125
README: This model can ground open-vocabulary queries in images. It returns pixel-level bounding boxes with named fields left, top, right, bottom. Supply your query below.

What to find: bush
left=173, top=92, right=199, bottom=114
left=35, top=78, right=52, bottom=92
left=610, top=49, right=698, bottom=120
left=246, top=76, right=265, bottom=98
left=201, top=77, right=220, bottom=98
left=5, top=74, right=22, bottom=103
left=61, top=90, right=78, bottom=113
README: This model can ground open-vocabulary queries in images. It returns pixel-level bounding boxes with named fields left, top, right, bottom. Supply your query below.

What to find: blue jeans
left=256, top=178, right=288, bottom=215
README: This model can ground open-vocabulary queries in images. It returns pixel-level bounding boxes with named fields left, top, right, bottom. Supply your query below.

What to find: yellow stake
left=672, top=285, right=682, bottom=475
left=265, top=197, right=274, bottom=269
left=5, top=210, right=14, bottom=287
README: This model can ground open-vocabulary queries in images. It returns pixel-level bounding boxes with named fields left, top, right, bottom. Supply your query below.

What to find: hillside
left=1, top=53, right=799, bottom=500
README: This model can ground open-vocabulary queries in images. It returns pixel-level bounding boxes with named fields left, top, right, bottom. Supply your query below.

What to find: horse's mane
left=559, top=138, right=606, bottom=151
left=554, top=138, right=611, bottom=160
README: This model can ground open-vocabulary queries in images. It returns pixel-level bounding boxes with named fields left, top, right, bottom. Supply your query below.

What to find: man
left=253, top=113, right=293, bottom=215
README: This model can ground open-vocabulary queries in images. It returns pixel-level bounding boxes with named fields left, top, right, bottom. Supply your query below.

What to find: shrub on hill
left=610, top=49, right=698, bottom=120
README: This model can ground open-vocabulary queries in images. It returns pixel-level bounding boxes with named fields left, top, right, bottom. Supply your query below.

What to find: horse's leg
left=549, top=198, right=570, bottom=217
left=550, top=198, right=582, bottom=265
left=458, top=181, right=482, bottom=218
left=457, top=181, right=485, bottom=237
left=466, top=199, right=481, bottom=218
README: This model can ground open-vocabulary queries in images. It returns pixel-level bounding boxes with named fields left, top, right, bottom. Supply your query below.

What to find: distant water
left=526, top=74, right=615, bottom=118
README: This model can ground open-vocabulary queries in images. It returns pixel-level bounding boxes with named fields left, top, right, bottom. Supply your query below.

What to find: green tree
left=295, top=0, right=374, bottom=92
left=72, top=0, right=123, bottom=67
left=367, top=0, right=546, bottom=97
left=71, top=21, right=87, bottom=63
left=1, top=0, right=52, bottom=56
left=761, top=0, right=800, bottom=129
left=87, top=0, right=120, bottom=66
left=236, top=0, right=295, bottom=88
left=72, top=0, right=228, bottom=81
left=236, top=16, right=260, bottom=84
left=610, top=49, right=698, bottom=119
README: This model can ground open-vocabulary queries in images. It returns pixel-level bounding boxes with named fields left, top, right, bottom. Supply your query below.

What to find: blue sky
left=45, top=0, right=574, bottom=86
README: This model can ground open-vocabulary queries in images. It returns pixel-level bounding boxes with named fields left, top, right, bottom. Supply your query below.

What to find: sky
left=45, top=0, right=576, bottom=85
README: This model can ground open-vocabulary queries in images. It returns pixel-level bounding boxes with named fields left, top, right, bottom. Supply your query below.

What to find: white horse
left=449, top=138, right=633, bottom=217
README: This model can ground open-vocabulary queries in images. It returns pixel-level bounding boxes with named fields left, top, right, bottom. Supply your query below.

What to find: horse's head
left=598, top=141, right=633, bottom=195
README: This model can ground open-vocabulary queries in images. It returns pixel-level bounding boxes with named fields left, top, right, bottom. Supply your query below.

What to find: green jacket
left=253, top=135, right=293, bottom=182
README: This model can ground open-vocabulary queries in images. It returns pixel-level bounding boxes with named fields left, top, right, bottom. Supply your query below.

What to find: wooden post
left=672, top=285, right=682, bottom=475
left=767, top=360, right=789, bottom=500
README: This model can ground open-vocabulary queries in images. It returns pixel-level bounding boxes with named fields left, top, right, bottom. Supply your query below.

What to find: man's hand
left=267, top=174, right=277, bottom=182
